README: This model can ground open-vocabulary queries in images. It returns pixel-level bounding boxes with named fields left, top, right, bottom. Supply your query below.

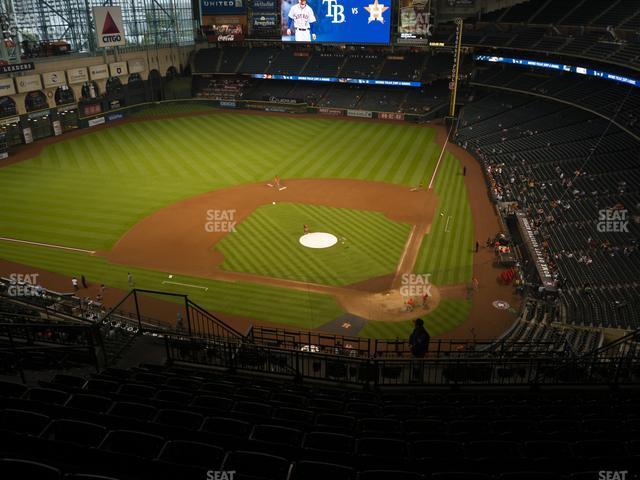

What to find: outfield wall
left=0, top=96, right=447, bottom=160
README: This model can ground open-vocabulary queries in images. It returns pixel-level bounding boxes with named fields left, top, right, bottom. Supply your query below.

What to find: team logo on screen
left=364, top=0, right=388, bottom=23
left=322, top=0, right=345, bottom=23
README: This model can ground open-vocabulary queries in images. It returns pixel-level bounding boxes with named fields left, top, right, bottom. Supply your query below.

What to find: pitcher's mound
left=299, top=232, right=338, bottom=249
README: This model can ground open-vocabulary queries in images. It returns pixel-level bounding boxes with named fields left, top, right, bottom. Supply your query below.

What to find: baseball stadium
left=0, top=0, right=639, bottom=478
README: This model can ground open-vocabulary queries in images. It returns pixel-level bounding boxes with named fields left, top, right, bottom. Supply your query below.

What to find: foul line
left=0, top=237, right=95, bottom=254
left=428, top=124, right=455, bottom=190
left=162, top=280, right=208, bottom=291
left=445, top=216, right=454, bottom=233
left=394, top=225, right=419, bottom=278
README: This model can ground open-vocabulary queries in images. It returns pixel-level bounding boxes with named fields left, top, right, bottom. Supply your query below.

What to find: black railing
left=165, top=335, right=640, bottom=386
left=248, top=325, right=569, bottom=358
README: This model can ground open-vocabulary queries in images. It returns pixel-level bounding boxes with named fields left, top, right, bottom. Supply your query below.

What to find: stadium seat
left=200, top=416, right=252, bottom=449
left=404, top=419, right=447, bottom=440
left=64, top=475, right=122, bottom=480
left=231, top=400, right=272, bottom=423
left=0, top=380, right=28, bottom=398
left=0, top=408, right=50, bottom=435
left=357, top=470, right=424, bottom=480
left=289, top=460, right=356, bottom=480
left=431, top=473, right=492, bottom=480
left=25, top=387, right=69, bottom=405
left=52, top=374, right=86, bottom=389
left=499, top=474, right=564, bottom=480
left=131, top=372, right=166, bottom=385
left=115, top=383, right=156, bottom=400
left=234, top=386, right=271, bottom=401
left=99, top=430, right=165, bottom=458
left=0, top=458, right=62, bottom=480
left=65, top=394, right=112, bottom=413
left=271, top=392, right=308, bottom=407
left=153, top=389, right=192, bottom=407
left=248, top=424, right=303, bottom=456
left=221, top=450, right=291, bottom=480
left=84, top=379, right=119, bottom=395
left=164, top=377, right=202, bottom=392
left=302, top=431, right=355, bottom=464
left=314, top=413, right=356, bottom=433
left=157, top=440, right=224, bottom=468
left=41, top=419, right=107, bottom=447
left=154, top=409, right=204, bottom=430
left=356, top=437, right=409, bottom=470
left=271, top=406, right=314, bottom=428
left=108, top=401, right=157, bottom=421
left=190, top=394, right=233, bottom=415
left=357, top=418, right=404, bottom=437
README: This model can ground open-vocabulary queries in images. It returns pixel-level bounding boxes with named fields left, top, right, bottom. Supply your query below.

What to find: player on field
left=287, top=0, right=317, bottom=42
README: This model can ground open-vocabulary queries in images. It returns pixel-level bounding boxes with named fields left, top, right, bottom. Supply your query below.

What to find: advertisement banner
left=201, top=0, right=246, bottom=14
left=88, top=116, right=106, bottom=127
left=253, top=0, right=276, bottom=11
left=0, top=116, right=19, bottom=126
left=251, top=73, right=421, bottom=87
left=398, top=0, right=433, bottom=43
left=23, top=128, right=33, bottom=144
left=0, top=62, right=34, bottom=74
left=16, top=75, right=42, bottom=93
left=281, top=0, right=391, bottom=44
left=28, top=110, right=51, bottom=120
left=82, top=103, right=102, bottom=116
left=347, top=109, right=372, bottom=118
left=446, top=0, right=474, bottom=6
left=516, top=211, right=555, bottom=289
left=220, top=100, right=237, bottom=108
left=0, top=78, right=16, bottom=96
left=206, top=24, right=245, bottom=41
left=89, top=64, right=109, bottom=80
left=52, top=120, right=63, bottom=136
left=109, top=62, right=128, bottom=77
left=128, top=59, right=146, bottom=74
left=107, top=112, right=125, bottom=122
left=67, top=67, right=89, bottom=84
left=252, top=13, right=278, bottom=28
left=318, top=107, right=344, bottom=116
left=42, top=71, right=67, bottom=89
left=93, top=6, right=126, bottom=47
left=379, top=112, right=405, bottom=121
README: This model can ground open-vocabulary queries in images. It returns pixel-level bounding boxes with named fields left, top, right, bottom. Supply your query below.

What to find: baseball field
left=0, top=106, right=483, bottom=339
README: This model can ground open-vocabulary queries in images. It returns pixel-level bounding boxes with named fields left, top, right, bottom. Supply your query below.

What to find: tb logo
left=323, top=0, right=345, bottom=23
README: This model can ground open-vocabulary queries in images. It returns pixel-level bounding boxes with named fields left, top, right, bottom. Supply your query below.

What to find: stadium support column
left=446, top=17, right=463, bottom=131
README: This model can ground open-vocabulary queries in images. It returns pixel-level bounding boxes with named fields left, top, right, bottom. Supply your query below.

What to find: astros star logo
left=365, top=0, right=389, bottom=23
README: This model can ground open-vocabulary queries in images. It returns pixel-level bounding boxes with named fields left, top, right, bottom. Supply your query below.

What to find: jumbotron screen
left=281, top=0, right=391, bottom=44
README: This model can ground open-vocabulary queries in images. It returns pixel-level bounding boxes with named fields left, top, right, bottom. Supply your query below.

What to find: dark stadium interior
left=1, top=0, right=640, bottom=478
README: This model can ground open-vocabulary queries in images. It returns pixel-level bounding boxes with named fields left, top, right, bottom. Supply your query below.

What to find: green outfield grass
left=0, top=106, right=475, bottom=336
left=217, top=203, right=411, bottom=286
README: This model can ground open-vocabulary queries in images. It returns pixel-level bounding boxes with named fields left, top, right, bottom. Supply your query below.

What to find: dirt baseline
left=104, top=178, right=443, bottom=321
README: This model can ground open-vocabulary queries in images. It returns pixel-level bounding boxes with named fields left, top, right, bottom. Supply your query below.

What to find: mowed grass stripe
left=0, top=240, right=342, bottom=328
